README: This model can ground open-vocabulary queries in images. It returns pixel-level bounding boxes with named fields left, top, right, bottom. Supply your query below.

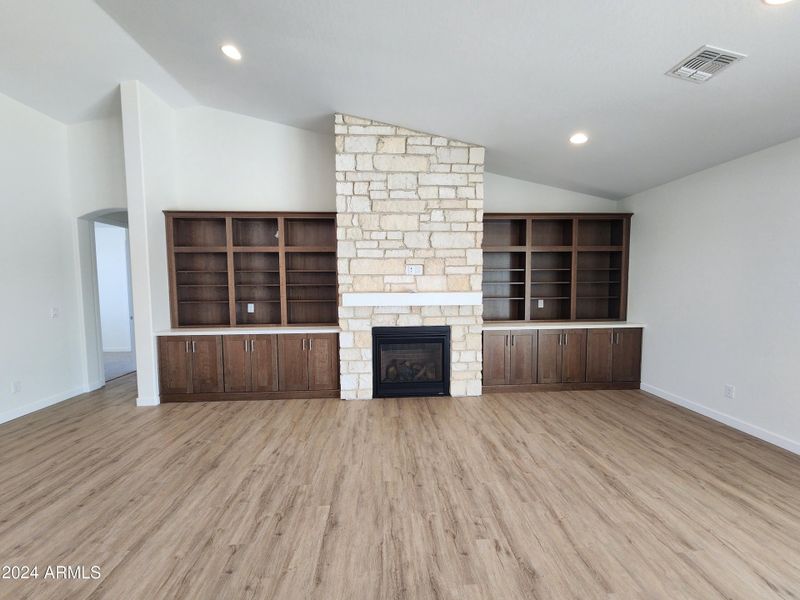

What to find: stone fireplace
left=335, top=114, right=484, bottom=399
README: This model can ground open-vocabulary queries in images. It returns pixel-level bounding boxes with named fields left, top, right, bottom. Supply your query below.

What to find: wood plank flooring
left=1, top=375, right=799, bottom=599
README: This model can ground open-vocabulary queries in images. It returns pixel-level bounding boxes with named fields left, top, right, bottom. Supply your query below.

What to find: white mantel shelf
left=482, top=321, right=646, bottom=331
left=341, top=292, right=482, bottom=307
left=155, top=326, right=341, bottom=337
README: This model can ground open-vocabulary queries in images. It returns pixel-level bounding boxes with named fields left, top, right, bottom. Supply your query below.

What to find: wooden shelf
left=485, top=268, right=526, bottom=272
left=484, top=213, right=631, bottom=322
left=483, top=245, right=528, bottom=252
left=531, top=245, right=572, bottom=252
left=167, top=212, right=338, bottom=327
left=174, top=246, right=228, bottom=253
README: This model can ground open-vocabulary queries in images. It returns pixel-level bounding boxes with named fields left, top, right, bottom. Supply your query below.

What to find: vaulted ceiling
left=3, top=1, right=800, bottom=198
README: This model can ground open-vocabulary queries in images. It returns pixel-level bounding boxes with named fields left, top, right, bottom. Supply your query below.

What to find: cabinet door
left=483, top=331, right=510, bottom=386
left=561, top=329, right=587, bottom=383
left=537, top=330, right=563, bottom=384
left=308, top=334, right=339, bottom=391
left=278, top=335, right=309, bottom=391
left=612, top=328, right=642, bottom=382
left=158, top=337, right=191, bottom=394
left=190, top=336, right=224, bottom=393
left=586, top=329, right=613, bottom=383
left=223, top=335, right=252, bottom=392
left=251, top=335, right=279, bottom=392
left=509, top=332, right=537, bottom=385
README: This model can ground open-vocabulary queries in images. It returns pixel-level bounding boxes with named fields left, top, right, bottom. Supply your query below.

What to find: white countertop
left=155, top=326, right=341, bottom=336
left=156, top=323, right=642, bottom=336
left=482, top=321, right=645, bottom=331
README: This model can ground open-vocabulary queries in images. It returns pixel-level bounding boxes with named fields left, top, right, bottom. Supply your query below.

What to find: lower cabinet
left=223, top=335, right=279, bottom=393
left=277, top=333, right=339, bottom=392
left=482, top=331, right=537, bottom=386
left=158, top=332, right=339, bottom=402
left=585, top=328, right=643, bottom=383
left=537, top=329, right=587, bottom=384
left=158, top=336, right=224, bottom=395
left=483, top=327, right=642, bottom=391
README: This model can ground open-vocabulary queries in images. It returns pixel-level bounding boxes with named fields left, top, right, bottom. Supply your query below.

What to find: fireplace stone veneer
left=335, top=114, right=484, bottom=399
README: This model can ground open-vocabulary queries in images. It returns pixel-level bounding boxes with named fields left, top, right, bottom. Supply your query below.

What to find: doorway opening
left=94, top=218, right=135, bottom=381
left=77, top=209, right=136, bottom=389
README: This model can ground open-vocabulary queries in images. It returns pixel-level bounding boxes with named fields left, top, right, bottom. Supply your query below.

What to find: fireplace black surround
left=372, top=326, right=451, bottom=398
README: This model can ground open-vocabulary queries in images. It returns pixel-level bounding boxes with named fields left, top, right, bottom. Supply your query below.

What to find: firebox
left=372, top=326, right=451, bottom=398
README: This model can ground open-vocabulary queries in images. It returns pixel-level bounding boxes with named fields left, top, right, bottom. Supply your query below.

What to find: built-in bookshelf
left=483, top=213, right=631, bottom=322
left=166, top=212, right=337, bottom=327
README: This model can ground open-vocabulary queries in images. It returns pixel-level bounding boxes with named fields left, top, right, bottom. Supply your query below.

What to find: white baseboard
left=0, top=385, right=91, bottom=426
left=136, top=395, right=160, bottom=406
left=641, top=383, right=800, bottom=456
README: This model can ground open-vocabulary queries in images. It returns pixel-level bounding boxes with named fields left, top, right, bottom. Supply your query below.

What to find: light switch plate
left=247, top=303, right=255, bottom=313
left=405, top=264, right=423, bottom=276
left=537, top=299, right=545, bottom=309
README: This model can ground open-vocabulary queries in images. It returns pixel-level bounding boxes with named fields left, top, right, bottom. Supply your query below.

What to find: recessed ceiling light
left=220, top=44, right=242, bottom=61
left=763, top=0, right=794, bottom=4
left=569, top=132, right=589, bottom=145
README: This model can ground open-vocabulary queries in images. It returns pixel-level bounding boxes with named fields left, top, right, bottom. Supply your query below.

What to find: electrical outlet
left=11, top=381, right=21, bottom=394
left=724, top=384, right=735, bottom=400
left=50, top=307, right=59, bottom=319
left=405, top=264, right=423, bottom=276
left=247, top=303, right=255, bottom=314
left=537, top=299, right=545, bottom=309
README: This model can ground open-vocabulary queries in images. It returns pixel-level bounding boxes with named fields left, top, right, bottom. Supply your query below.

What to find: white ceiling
left=3, top=1, right=800, bottom=198
left=0, top=0, right=194, bottom=122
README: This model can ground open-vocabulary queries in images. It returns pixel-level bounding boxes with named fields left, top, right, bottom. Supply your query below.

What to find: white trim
left=136, top=395, right=160, bottom=407
left=341, top=291, right=482, bottom=307
left=641, top=383, right=800, bottom=456
left=0, top=386, right=90, bottom=426
left=103, top=346, right=133, bottom=353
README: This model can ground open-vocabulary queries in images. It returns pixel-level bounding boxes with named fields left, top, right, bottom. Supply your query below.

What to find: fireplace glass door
left=372, top=326, right=450, bottom=397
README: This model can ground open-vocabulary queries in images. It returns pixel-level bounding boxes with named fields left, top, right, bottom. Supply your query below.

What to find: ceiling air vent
left=666, top=45, right=747, bottom=83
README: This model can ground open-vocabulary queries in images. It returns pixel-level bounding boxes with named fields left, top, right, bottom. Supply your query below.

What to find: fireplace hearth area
left=372, top=327, right=451, bottom=398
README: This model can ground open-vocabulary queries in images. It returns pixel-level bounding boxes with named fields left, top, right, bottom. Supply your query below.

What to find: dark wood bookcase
left=166, top=212, right=337, bottom=327
left=483, top=213, right=632, bottom=322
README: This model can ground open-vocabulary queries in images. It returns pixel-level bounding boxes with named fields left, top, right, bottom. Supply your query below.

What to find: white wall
left=175, top=106, right=334, bottom=211
left=623, top=137, right=800, bottom=454
left=68, top=114, right=127, bottom=217
left=94, top=223, right=131, bottom=352
left=484, top=172, right=619, bottom=212
left=0, top=92, right=87, bottom=423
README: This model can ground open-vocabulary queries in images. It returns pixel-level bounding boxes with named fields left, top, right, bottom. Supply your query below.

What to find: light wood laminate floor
left=1, top=375, right=799, bottom=599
